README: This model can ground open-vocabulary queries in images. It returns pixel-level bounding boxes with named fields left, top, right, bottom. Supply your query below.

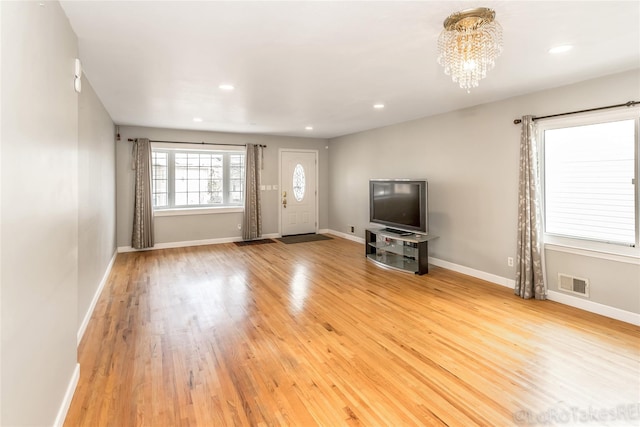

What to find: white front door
left=280, top=150, right=317, bottom=236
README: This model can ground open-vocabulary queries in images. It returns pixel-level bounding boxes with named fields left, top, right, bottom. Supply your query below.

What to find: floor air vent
left=558, top=273, right=590, bottom=297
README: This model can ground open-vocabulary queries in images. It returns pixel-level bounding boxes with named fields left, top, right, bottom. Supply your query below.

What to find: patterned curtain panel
left=515, top=116, right=546, bottom=300
left=131, top=138, right=155, bottom=249
left=243, top=144, right=263, bottom=240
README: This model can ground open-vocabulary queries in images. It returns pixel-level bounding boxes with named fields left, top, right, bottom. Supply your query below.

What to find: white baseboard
left=53, top=363, right=80, bottom=427
left=547, top=290, right=640, bottom=326
left=120, top=232, right=640, bottom=326
left=326, top=229, right=514, bottom=288
left=78, top=251, right=117, bottom=346
left=118, top=233, right=280, bottom=253
left=429, top=257, right=516, bottom=289
left=428, top=257, right=640, bottom=326
left=327, top=229, right=365, bottom=244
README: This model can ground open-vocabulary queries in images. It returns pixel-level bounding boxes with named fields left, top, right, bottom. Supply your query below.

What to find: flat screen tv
left=369, top=179, right=428, bottom=235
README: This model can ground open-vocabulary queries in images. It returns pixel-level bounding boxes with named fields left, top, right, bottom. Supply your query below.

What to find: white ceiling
left=60, top=1, right=640, bottom=139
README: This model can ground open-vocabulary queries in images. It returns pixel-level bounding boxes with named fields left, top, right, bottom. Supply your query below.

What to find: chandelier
left=437, top=7, right=503, bottom=92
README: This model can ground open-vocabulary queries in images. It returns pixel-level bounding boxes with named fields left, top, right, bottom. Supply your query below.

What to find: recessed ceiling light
left=548, top=45, right=573, bottom=54
left=373, top=103, right=385, bottom=109
left=305, top=126, right=313, bottom=131
left=193, top=117, right=203, bottom=122
left=219, top=84, right=235, bottom=91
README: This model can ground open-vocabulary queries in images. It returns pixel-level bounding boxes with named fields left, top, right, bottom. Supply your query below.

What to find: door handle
left=282, top=197, right=287, bottom=208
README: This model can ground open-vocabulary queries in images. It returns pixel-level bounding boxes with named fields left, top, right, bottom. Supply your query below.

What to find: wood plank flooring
left=64, top=237, right=640, bottom=426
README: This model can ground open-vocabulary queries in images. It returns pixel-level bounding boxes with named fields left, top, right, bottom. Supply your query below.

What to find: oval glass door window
left=293, top=164, right=305, bottom=201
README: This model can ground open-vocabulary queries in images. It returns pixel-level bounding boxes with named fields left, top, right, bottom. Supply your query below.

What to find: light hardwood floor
left=65, top=237, right=640, bottom=426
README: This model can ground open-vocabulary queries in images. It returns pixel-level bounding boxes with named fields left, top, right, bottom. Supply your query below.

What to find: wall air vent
left=558, top=273, right=590, bottom=297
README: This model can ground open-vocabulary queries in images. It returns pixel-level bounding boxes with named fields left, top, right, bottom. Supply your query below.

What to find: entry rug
left=277, top=234, right=333, bottom=244
left=234, top=239, right=277, bottom=247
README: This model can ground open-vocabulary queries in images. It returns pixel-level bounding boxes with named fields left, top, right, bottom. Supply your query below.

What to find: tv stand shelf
left=365, top=228, right=438, bottom=275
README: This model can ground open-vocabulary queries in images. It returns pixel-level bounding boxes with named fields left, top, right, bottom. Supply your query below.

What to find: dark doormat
left=277, top=234, right=333, bottom=244
left=234, top=239, right=277, bottom=247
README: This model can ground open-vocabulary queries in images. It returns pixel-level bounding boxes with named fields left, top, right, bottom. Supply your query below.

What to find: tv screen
left=369, top=179, right=428, bottom=234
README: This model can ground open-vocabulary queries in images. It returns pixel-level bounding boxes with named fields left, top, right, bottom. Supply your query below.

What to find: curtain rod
left=513, top=100, right=639, bottom=125
left=127, top=138, right=266, bottom=148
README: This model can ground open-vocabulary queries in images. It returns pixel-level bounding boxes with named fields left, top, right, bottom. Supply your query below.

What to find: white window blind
left=543, top=119, right=636, bottom=246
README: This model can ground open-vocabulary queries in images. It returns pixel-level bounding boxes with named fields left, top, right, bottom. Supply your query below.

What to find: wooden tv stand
left=365, top=228, right=438, bottom=275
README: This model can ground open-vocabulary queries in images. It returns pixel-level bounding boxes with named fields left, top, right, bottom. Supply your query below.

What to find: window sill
left=154, top=207, right=244, bottom=217
left=544, top=239, right=640, bottom=266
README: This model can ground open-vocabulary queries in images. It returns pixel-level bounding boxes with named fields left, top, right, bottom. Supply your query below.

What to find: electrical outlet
left=507, top=257, right=514, bottom=267
left=237, top=224, right=242, bottom=230
left=349, top=225, right=355, bottom=234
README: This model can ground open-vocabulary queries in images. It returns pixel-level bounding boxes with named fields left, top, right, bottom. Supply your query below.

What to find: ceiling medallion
left=437, top=7, right=503, bottom=92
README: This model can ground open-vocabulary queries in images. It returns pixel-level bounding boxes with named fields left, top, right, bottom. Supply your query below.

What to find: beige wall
left=545, top=250, right=639, bottom=313
left=1, top=2, right=117, bottom=424
left=1, top=1, right=79, bottom=425
left=116, top=126, right=329, bottom=248
left=78, top=78, right=116, bottom=333
left=328, top=69, right=640, bottom=316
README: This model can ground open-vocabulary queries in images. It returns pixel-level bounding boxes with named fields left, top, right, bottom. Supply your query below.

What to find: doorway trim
left=278, top=148, right=319, bottom=237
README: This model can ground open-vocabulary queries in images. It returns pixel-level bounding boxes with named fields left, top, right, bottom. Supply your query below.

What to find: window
left=292, top=163, right=305, bottom=201
left=539, top=109, right=639, bottom=253
left=151, top=148, right=245, bottom=210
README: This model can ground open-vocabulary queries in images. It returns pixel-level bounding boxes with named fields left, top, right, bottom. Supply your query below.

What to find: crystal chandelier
left=437, top=7, right=503, bottom=92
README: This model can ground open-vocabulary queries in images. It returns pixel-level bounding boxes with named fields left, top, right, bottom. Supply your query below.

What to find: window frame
left=151, top=142, right=245, bottom=216
left=538, top=108, right=640, bottom=259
